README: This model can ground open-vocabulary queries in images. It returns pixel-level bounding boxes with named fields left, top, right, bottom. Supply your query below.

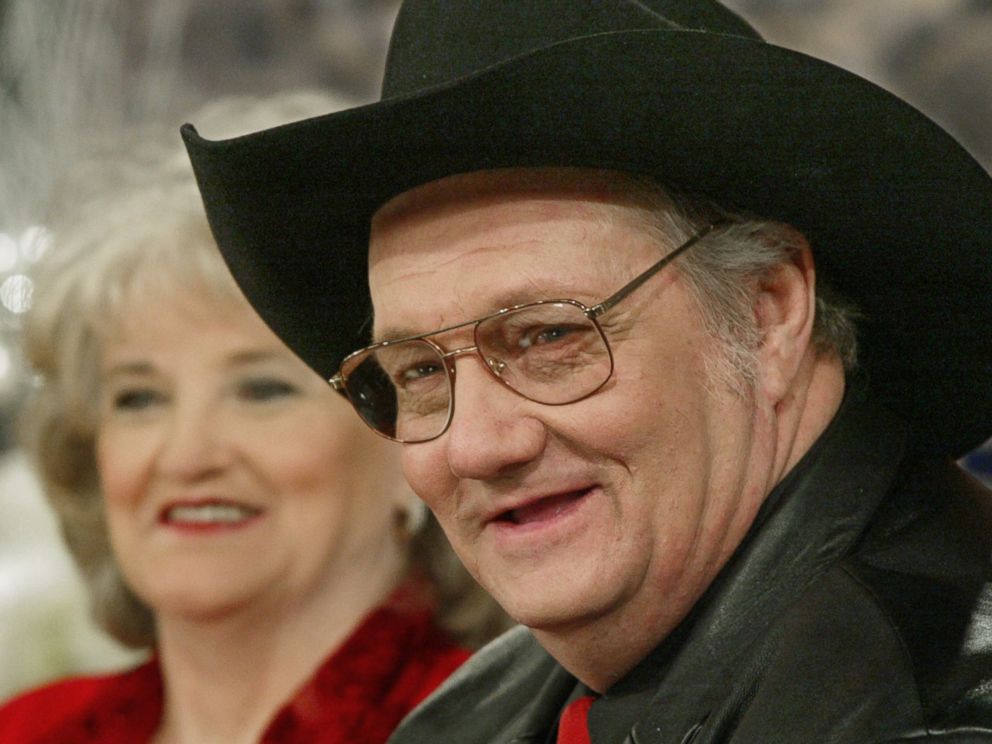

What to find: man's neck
left=770, top=353, right=847, bottom=487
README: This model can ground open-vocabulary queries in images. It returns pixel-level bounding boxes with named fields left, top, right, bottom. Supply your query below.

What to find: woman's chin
left=131, top=574, right=272, bottom=627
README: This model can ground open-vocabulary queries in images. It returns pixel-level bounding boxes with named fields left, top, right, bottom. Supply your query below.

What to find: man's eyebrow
left=373, top=325, right=422, bottom=345
left=371, top=286, right=597, bottom=345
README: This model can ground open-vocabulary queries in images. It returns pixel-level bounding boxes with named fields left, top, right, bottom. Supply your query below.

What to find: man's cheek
left=402, top=451, right=446, bottom=506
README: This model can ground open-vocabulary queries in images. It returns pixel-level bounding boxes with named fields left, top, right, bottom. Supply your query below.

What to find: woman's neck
left=151, top=559, right=406, bottom=744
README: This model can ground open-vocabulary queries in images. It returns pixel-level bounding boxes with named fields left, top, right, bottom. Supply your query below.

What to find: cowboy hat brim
left=182, top=28, right=992, bottom=456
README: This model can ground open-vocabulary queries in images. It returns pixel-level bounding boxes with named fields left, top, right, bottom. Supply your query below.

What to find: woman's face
left=96, top=285, right=408, bottom=624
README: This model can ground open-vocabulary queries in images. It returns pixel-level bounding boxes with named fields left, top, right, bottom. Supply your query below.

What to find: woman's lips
left=159, top=500, right=263, bottom=531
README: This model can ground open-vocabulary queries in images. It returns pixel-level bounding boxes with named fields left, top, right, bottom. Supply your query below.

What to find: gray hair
left=617, top=174, right=860, bottom=395
left=21, top=90, right=511, bottom=649
left=22, top=154, right=236, bottom=646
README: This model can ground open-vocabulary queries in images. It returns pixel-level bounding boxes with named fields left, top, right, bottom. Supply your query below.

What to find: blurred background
left=0, top=0, right=990, bottom=701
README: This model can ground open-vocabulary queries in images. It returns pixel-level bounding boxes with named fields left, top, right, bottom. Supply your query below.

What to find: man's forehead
left=368, top=170, right=672, bottom=342
left=368, top=167, right=670, bottom=278
left=371, top=166, right=666, bottom=234
left=370, top=170, right=647, bottom=278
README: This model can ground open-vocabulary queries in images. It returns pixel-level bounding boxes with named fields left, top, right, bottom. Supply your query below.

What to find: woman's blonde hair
left=21, top=91, right=511, bottom=649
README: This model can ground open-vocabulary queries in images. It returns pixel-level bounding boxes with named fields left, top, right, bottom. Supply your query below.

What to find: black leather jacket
left=390, top=381, right=992, bottom=743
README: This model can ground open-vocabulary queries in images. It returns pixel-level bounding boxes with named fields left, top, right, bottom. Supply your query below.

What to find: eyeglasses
left=330, top=222, right=723, bottom=443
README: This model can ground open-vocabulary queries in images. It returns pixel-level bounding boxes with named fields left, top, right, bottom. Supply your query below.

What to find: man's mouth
left=495, top=489, right=591, bottom=526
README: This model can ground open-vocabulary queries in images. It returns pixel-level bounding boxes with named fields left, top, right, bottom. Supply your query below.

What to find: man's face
left=368, top=169, right=773, bottom=641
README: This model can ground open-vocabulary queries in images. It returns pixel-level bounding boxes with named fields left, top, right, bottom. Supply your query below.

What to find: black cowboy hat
left=181, top=0, right=992, bottom=457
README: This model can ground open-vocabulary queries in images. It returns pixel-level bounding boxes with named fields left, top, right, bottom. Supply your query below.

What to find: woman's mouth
left=160, top=500, right=263, bottom=530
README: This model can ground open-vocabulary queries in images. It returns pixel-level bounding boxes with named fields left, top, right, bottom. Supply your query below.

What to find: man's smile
left=490, top=487, right=594, bottom=527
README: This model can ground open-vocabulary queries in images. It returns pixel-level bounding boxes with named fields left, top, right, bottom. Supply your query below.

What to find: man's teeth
left=166, top=504, right=257, bottom=524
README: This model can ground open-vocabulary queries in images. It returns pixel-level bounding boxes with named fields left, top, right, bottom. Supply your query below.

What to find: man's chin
left=489, top=581, right=622, bottom=636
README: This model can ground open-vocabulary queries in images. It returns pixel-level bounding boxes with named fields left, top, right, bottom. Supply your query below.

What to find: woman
left=0, top=93, right=507, bottom=743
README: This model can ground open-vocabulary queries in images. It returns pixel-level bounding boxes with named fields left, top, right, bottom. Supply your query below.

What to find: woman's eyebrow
left=101, top=361, right=155, bottom=378
left=225, top=349, right=283, bottom=366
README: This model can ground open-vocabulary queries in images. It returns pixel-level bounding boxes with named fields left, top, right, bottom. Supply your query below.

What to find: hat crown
left=381, top=0, right=761, bottom=99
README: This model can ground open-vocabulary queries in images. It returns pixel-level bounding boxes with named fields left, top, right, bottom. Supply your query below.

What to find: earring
left=394, top=497, right=428, bottom=542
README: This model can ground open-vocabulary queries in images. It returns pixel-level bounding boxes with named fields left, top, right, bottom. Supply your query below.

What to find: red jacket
left=0, top=594, right=469, bottom=743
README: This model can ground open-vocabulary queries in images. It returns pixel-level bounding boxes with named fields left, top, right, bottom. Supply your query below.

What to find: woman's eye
left=237, top=377, right=298, bottom=402
left=110, top=389, right=164, bottom=411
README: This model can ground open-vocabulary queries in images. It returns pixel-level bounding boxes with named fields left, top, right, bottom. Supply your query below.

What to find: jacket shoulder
left=728, top=461, right=992, bottom=743
left=0, top=662, right=158, bottom=743
left=389, top=625, right=570, bottom=744
left=850, top=460, right=992, bottom=736
left=0, top=674, right=122, bottom=742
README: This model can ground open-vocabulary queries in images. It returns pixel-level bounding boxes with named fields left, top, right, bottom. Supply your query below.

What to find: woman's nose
left=155, top=400, right=233, bottom=482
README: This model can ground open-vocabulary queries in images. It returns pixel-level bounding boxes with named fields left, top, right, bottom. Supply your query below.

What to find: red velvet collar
left=2, top=582, right=469, bottom=744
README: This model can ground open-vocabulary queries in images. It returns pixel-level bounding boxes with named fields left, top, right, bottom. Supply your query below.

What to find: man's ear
left=753, top=229, right=816, bottom=405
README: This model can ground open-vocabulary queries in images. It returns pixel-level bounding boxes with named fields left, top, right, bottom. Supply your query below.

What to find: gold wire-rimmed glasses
left=329, top=221, right=724, bottom=442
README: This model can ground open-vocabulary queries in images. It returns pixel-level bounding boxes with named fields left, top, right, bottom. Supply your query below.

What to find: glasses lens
left=475, top=302, right=612, bottom=404
left=341, top=340, right=452, bottom=443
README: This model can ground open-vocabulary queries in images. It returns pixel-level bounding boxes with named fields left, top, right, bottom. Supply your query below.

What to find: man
left=182, top=1, right=992, bottom=741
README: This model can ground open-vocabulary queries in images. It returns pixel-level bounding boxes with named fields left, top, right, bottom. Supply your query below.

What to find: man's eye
left=522, top=324, right=581, bottom=348
left=111, top=389, right=164, bottom=411
left=237, top=378, right=298, bottom=401
left=401, top=362, right=444, bottom=383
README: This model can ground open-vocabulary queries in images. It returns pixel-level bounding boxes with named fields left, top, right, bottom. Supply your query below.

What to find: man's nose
left=443, top=355, right=547, bottom=481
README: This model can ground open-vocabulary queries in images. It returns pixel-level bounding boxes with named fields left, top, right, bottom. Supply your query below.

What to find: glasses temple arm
left=588, top=221, right=723, bottom=317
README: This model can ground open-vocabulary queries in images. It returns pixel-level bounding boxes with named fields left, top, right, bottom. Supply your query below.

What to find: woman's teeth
left=165, top=504, right=258, bottom=524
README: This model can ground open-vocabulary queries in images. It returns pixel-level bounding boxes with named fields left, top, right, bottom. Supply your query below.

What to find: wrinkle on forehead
left=370, top=168, right=662, bottom=277
left=371, top=235, right=557, bottom=295
left=371, top=240, right=504, bottom=288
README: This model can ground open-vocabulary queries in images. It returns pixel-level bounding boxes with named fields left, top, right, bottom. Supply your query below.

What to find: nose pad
left=486, top=357, right=507, bottom=377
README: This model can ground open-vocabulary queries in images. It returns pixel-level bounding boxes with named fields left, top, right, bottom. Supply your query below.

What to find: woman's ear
left=753, top=229, right=816, bottom=405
